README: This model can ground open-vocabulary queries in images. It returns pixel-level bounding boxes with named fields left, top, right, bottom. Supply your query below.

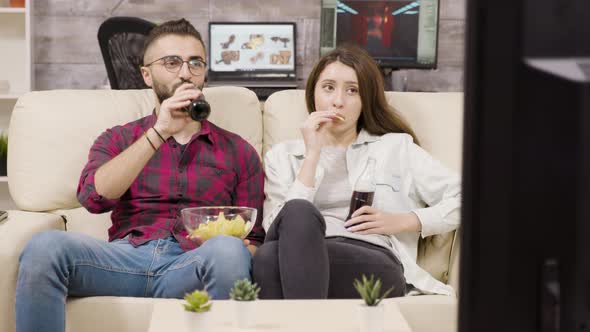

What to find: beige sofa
left=0, top=86, right=463, bottom=332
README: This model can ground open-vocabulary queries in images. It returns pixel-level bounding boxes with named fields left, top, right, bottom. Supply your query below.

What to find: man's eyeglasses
left=144, top=55, right=207, bottom=76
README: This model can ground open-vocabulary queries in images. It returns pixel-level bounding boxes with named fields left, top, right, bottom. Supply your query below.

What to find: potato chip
left=190, top=211, right=253, bottom=240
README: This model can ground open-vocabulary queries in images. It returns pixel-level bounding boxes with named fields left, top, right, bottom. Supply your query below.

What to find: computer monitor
left=320, top=0, right=439, bottom=69
left=460, top=0, right=590, bottom=331
left=207, top=22, right=297, bottom=82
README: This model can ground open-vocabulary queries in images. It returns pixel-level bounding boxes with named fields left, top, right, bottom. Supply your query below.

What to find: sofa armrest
left=0, top=211, right=65, bottom=332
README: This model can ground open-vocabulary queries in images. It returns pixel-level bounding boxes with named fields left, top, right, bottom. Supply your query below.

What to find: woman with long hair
left=253, top=44, right=460, bottom=298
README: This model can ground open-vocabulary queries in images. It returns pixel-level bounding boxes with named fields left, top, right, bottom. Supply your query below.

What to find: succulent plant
left=353, top=274, right=394, bottom=306
left=229, top=278, right=261, bottom=301
left=0, top=133, right=7, bottom=158
left=183, top=290, right=212, bottom=312
left=0, top=133, right=7, bottom=176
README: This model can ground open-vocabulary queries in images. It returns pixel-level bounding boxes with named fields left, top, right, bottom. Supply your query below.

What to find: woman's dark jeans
left=253, top=199, right=406, bottom=299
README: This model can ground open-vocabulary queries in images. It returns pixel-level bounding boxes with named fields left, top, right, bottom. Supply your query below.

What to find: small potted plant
left=182, top=289, right=212, bottom=330
left=229, top=278, right=261, bottom=328
left=0, top=133, right=7, bottom=177
left=353, top=274, right=394, bottom=332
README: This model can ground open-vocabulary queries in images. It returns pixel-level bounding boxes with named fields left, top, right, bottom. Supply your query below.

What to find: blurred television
left=460, top=0, right=590, bottom=331
left=321, top=0, right=440, bottom=69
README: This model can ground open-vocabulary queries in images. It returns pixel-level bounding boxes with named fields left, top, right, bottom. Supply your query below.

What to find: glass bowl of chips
left=181, top=206, right=257, bottom=241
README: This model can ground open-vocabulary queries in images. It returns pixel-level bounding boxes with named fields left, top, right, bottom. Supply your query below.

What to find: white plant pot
left=184, top=310, right=211, bottom=331
left=233, top=300, right=256, bottom=328
left=358, top=304, right=384, bottom=332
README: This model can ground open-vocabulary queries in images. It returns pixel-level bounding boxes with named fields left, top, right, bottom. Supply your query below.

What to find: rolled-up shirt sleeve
left=76, top=128, right=123, bottom=213
left=404, top=139, right=461, bottom=238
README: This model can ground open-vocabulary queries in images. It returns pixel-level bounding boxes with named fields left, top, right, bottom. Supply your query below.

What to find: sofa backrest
left=263, top=90, right=463, bottom=172
left=8, top=87, right=262, bottom=213
left=8, top=86, right=463, bottom=286
left=263, top=89, right=464, bottom=284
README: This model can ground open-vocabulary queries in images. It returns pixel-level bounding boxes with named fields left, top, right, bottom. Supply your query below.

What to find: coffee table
left=148, top=298, right=412, bottom=332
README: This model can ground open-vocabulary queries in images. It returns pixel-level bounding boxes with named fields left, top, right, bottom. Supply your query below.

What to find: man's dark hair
left=142, top=18, right=205, bottom=64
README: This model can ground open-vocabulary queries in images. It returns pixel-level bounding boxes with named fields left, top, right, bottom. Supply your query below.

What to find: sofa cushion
left=387, top=92, right=464, bottom=173
left=8, top=87, right=262, bottom=212
left=53, top=207, right=111, bottom=241
left=66, top=297, right=154, bottom=332
left=205, top=86, right=263, bottom=155
left=263, top=90, right=464, bottom=283
left=262, top=90, right=308, bottom=156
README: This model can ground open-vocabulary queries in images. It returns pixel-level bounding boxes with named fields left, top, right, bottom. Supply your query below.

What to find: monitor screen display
left=321, top=0, right=439, bottom=69
left=208, top=22, right=296, bottom=76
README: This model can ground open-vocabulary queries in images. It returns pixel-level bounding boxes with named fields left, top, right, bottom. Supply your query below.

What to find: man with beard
left=15, top=19, right=264, bottom=332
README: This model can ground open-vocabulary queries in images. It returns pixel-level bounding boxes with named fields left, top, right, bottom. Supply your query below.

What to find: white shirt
left=262, top=129, right=461, bottom=296
left=315, top=146, right=394, bottom=251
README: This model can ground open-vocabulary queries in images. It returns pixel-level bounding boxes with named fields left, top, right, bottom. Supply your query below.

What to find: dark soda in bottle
left=346, top=191, right=375, bottom=220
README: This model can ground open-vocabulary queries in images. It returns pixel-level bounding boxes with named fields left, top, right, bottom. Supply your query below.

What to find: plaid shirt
left=77, top=113, right=265, bottom=251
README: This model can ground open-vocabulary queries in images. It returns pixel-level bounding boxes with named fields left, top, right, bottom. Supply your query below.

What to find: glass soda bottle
left=346, top=157, right=376, bottom=221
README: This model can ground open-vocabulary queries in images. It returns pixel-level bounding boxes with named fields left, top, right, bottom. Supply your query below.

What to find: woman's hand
left=154, top=83, right=202, bottom=138
left=300, top=110, right=341, bottom=155
left=243, top=239, right=257, bottom=256
left=343, top=206, right=422, bottom=235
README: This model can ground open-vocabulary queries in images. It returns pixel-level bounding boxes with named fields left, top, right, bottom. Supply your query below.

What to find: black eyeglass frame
left=143, top=55, right=208, bottom=76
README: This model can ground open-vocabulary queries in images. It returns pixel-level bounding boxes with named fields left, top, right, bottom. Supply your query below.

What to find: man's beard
left=153, top=78, right=204, bottom=104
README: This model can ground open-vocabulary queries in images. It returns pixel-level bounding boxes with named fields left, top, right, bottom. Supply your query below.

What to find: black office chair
left=98, top=17, right=156, bottom=90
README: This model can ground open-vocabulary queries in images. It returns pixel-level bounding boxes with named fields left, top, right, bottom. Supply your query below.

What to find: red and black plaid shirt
left=77, top=113, right=265, bottom=251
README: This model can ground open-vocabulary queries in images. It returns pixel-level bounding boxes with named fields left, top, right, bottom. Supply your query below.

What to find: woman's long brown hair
left=305, top=44, right=419, bottom=145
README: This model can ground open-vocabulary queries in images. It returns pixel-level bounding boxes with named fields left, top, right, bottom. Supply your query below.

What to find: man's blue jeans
left=15, top=230, right=251, bottom=332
